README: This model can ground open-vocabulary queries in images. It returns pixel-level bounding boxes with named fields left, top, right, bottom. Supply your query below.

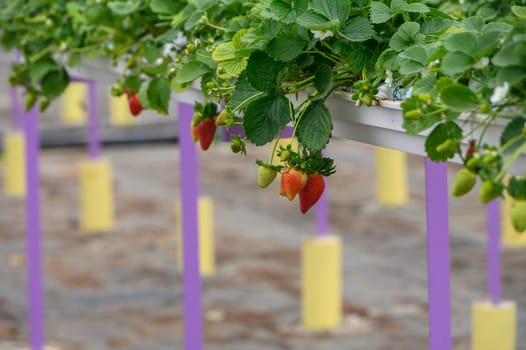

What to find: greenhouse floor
left=1, top=139, right=525, bottom=350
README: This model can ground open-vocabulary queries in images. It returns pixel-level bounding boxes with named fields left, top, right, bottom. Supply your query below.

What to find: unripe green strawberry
left=479, top=180, right=502, bottom=204
left=258, top=166, right=277, bottom=188
left=510, top=200, right=526, bottom=233
left=24, top=91, right=37, bottom=111
left=451, top=168, right=476, bottom=197
left=436, top=139, right=457, bottom=154
left=405, top=109, right=422, bottom=120
left=466, top=155, right=482, bottom=172
left=279, top=149, right=290, bottom=161
left=230, top=137, right=243, bottom=153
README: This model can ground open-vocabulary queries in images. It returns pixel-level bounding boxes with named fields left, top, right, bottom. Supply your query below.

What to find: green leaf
left=266, top=31, right=307, bottom=61
left=260, top=18, right=281, bottom=41
left=175, top=61, right=212, bottom=84
left=493, top=44, right=523, bottom=67
left=340, top=17, right=375, bottom=42
left=425, top=121, right=463, bottom=161
left=403, top=2, right=430, bottom=13
left=144, top=42, right=164, bottom=64
left=30, top=57, right=57, bottom=85
left=143, top=77, right=171, bottom=114
left=440, top=83, right=478, bottom=111
left=441, top=51, right=475, bottom=76
left=217, top=58, right=248, bottom=78
left=150, top=0, right=179, bottom=14
left=313, top=66, right=333, bottom=100
left=497, top=66, right=526, bottom=86
left=243, top=94, right=292, bottom=146
left=124, top=75, right=142, bottom=92
left=401, top=96, right=441, bottom=134
left=297, top=12, right=338, bottom=30
left=511, top=5, right=526, bottom=19
left=310, top=0, right=350, bottom=26
left=399, top=45, right=427, bottom=63
left=296, top=101, right=333, bottom=151
left=508, top=176, right=526, bottom=201
left=444, top=32, right=478, bottom=55
left=500, top=116, right=526, bottom=154
left=107, top=1, right=141, bottom=15
left=412, top=74, right=437, bottom=94
left=246, top=51, right=284, bottom=93
left=41, top=68, right=69, bottom=98
left=269, top=0, right=297, bottom=23
left=461, top=16, right=485, bottom=32
left=389, top=22, right=422, bottom=51
left=212, top=42, right=240, bottom=61
left=370, top=1, right=392, bottom=24
left=229, top=73, right=263, bottom=111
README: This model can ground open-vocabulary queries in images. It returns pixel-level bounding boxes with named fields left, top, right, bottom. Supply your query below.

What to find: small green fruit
left=451, top=169, right=476, bottom=197
left=479, top=180, right=502, bottom=204
left=510, top=200, right=526, bottom=233
left=216, top=109, right=228, bottom=126
left=258, top=166, right=277, bottom=188
left=230, top=138, right=243, bottom=153
left=279, top=149, right=290, bottom=161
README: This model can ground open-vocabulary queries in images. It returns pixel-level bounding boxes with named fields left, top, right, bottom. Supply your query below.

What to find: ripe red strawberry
left=299, top=174, right=325, bottom=214
left=196, top=118, right=217, bottom=151
left=279, top=168, right=307, bottom=201
left=128, top=93, right=143, bottom=116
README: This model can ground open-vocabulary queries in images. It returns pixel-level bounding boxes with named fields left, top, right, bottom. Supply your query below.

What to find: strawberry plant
left=1, top=0, right=526, bottom=219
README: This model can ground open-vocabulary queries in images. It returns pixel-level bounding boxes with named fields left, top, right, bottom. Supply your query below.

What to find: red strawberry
left=279, top=168, right=307, bottom=201
left=128, top=94, right=143, bottom=116
left=299, top=174, right=325, bottom=214
left=196, top=118, right=217, bottom=150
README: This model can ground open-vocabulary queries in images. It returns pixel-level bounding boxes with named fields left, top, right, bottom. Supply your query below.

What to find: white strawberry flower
left=490, top=82, right=510, bottom=104
left=312, top=30, right=334, bottom=40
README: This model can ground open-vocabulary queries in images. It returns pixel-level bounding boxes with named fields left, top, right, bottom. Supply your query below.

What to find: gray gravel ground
left=0, top=138, right=525, bottom=350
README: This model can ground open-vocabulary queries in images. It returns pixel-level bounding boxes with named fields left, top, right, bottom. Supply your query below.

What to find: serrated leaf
left=389, top=22, right=421, bottom=51
left=243, top=94, right=292, bottom=146
left=492, top=44, right=523, bottom=67
left=403, top=2, right=430, bottom=13
left=246, top=51, right=284, bottom=93
left=310, top=0, right=350, bottom=26
left=444, top=32, right=478, bottom=55
left=41, top=68, right=69, bottom=98
left=461, top=16, right=485, bottom=32
left=420, top=18, right=452, bottom=34
left=340, top=17, right=375, bottom=42
left=266, top=31, right=307, bottom=61
left=399, top=45, right=427, bottom=63
left=269, top=0, right=297, bottom=23
left=144, top=77, right=171, bottom=114
left=150, top=0, right=179, bottom=14
left=124, top=75, right=142, bottom=92
left=440, top=83, right=478, bottom=111
left=412, top=74, right=436, bottom=94
left=107, top=1, right=141, bottom=15
left=297, top=12, right=338, bottom=30
left=296, top=101, right=333, bottom=151
left=212, top=42, right=240, bottom=61
left=313, top=66, right=333, bottom=100
left=497, top=66, right=526, bottom=86
left=401, top=96, right=441, bottom=134
left=441, top=51, right=475, bottom=76
left=175, top=61, right=212, bottom=84
left=217, top=58, right=248, bottom=78
left=424, top=121, right=463, bottom=161
left=500, top=116, right=526, bottom=154
left=370, top=1, right=392, bottom=24
left=229, top=73, right=263, bottom=110
left=144, top=42, right=164, bottom=64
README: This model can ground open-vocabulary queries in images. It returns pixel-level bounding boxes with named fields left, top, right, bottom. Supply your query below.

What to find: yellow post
left=302, top=235, right=342, bottom=331
left=3, top=131, right=26, bottom=197
left=60, top=82, right=87, bottom=125
left=175, top=196, right=215, bottom=276
left=109, top=93, right=135, bottom=127
left=375, top=147, right=409, bottom=206
left=471, top=301, right=516, bottom=350
left=502, top=175, right=526, bottom=247
left=79, top=158, right=114, bottom=232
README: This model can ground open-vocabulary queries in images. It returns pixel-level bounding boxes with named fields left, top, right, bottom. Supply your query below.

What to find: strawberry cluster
left=256, top=145, right=335, bottom=214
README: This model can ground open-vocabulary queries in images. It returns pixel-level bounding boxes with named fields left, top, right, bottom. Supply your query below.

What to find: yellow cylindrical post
left=471, top=301, right=516, bottom=350
left=302, top=235, right=342, bottom=331
left=79, top=158, right=114, bottom=232
left=375, top=147, right=409, bottom=206
left=502, top=175, right=526, bottom=247
left=175, top=196, right=215, bottom=276
left=109, top=94, right=135, bottom=127
left=60, top=82, right=87, bottom=125
left=3, top=131, right=26, bottom=197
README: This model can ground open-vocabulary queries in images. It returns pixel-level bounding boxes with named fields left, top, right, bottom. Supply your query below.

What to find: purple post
left=424, top=158, right=452, bottom=350
left=315, top=149, right=329, bottom=235
left=178, top=102, right=203, bottom=350
left=24, top=105, right=44, bottom=350
left=87, top=81, right=101, bottom=159
left=487, top=199, right=501, bottom=304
